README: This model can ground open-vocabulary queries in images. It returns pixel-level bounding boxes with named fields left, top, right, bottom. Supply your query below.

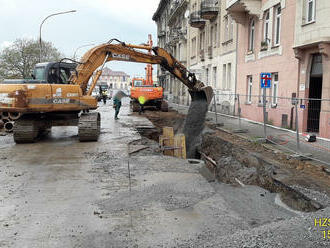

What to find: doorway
left=307, top=54, right=323, bottom=132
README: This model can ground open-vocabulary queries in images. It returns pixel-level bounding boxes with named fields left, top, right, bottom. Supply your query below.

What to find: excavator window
left=34, top=67, right=46, bottom=81
left=133, top=80, right=143, bottom=87
left=48, top=67, right=73, bottom=84
left=48, top=68, right=60, bottom=84
left=59, top=68, right=69, bottom=83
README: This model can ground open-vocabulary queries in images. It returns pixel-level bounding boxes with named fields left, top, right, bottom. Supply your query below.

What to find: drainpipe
left=296, top=50, right=301, bottom=98
left=233, top=22, right=239, bottom=116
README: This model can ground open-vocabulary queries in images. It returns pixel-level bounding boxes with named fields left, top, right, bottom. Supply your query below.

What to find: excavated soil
left=135, top=108, right=330, bottom=212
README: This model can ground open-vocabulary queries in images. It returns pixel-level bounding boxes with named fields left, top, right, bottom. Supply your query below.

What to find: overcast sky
left=0, top=0, right=159, bottom=77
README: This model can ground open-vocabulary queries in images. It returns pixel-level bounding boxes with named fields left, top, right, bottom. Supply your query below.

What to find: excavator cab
left=33, top=62, right=77, bottom=84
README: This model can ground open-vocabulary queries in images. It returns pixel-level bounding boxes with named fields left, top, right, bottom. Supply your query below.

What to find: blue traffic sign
left=260, top=73, right=272, bottom=88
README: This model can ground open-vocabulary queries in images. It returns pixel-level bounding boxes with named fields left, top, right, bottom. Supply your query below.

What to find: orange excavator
left=130, top=35, right=168, bottom=112
left=0, top=38, right=213, bottom=143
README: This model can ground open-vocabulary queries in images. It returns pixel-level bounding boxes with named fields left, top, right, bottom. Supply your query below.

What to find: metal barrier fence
left=210, top=93, right=330, bottom=166
left=168, top=92, right=330, bottom=167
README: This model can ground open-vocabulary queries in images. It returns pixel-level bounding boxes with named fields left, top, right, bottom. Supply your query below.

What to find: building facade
left=153, top=0, right=330, bottom=138
left=293, top=0, right=330, bottom=138
left=97, top=67, right=130, bottom=90
left=153, top=0, right=238, bottom=111
left=153, top=0, right=189, bottom=105
left=227, top=0, right=300, bottom=130
left=188, top=0, right=237, bottom=113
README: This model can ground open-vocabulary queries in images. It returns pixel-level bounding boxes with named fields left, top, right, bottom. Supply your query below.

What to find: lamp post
left=73, top=43, right=95, bottom=61
left=39, top=10, right=77, bottom=62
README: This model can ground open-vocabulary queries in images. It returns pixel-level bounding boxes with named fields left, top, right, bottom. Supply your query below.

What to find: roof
left=101, top=67, right=130, bottom=77
left=152, top=0, right=168, bottom=21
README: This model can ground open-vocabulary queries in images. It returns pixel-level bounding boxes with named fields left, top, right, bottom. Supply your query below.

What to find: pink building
left=227, top=0, right=330, bottom=139
left=227, top=0, right=301, bottom=133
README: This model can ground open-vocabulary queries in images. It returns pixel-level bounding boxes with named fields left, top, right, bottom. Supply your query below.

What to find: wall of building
left=188, top=0, right=237, bottom=112
left=295, top=0, right=330, bottom=48
left=233, top=0, right=299, bottom=128
left=294, top=0, right=330, bottom=138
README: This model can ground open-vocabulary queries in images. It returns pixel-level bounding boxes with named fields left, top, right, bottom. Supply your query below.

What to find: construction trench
left=134, top=107, right=330, bottom=213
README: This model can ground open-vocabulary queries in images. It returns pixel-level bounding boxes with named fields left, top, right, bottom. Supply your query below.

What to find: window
left=191, top=37, right=197, bottom=57
left=227, top=63, right=232, bottom=90
left=249, top=19, right=255, bottom=51
left=202, top=31, right=206, bottom=49
left=263, top=10, right=270, bottom=42
left=199, top=32, right=205, bottom=51
left=213, top=67, right=217, bottom=88
left=224, top=15, right=233, bottom=41
left=178, top=43, right=182, bottom=61
left=222, top=64, right=227, bottom=89
left=306, top=0, right=315, bottom=23
left=274, top=6, right=281, bottom=46
left=229, top=15, right=234, bottom=40
left=224, top=15, right=229, bottom=41
left=210, top=25, right=214, bottom=46
left=247, top=76, right=253, bottom=103
left=35, top=67, right=46, bottom=80
left=272, top=73, right=279, bottom=105
left=213, top=23, right=218, bottom=47
left=206, top=68, right=209, bottom=84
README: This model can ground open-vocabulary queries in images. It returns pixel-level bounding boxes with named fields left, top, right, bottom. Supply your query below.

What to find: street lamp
left=39, top=10, right=77, bottom=62
left=73, top=43, right=95, bottom=61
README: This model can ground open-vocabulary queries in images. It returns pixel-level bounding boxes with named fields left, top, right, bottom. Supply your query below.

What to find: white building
left=97, top=67, right=130, bottom=90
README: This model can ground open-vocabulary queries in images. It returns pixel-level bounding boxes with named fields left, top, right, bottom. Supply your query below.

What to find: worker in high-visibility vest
left=138, top=96, right=146, bottom=115
left=102, top=90, right=108, bottom=104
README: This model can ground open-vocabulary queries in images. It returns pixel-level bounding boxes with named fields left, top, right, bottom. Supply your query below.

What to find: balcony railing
left=168, top=0, right=188, bottom=26
left=201, top=0, right=219, bottom=20
left=189, top=11, right=206, bottom=29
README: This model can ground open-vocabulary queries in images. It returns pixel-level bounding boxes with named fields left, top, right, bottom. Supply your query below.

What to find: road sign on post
left=261, top=73, right=272, bottom=88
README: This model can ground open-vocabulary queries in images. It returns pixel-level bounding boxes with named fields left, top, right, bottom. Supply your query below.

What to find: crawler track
left=78, top=112, right=101, bottom=142
left=13, top=117, right=39, bottom=143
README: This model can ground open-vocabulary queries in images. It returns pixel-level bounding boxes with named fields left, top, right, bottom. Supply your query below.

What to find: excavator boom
left=71, top=42, right=213, bottom=104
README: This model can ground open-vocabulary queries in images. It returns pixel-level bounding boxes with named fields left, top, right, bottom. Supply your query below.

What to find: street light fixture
left=39, top=10, right=77, bottom=62
left=73, top=43, right=95, bottom=61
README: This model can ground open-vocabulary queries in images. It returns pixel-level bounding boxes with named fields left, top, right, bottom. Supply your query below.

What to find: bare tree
left=0, top=38, right=62, bottom=79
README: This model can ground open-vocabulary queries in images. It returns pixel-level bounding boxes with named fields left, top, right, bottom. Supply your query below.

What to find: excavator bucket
left=183, top=86, right=214, bottom=158
left=189, top=86, right=214, bottom=105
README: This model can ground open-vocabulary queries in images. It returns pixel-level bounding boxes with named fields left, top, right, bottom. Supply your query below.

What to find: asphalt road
left=0, top=101, right=329, bottom=247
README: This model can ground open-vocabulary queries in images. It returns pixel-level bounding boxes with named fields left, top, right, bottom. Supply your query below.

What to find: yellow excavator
left=0, top=39, right=213, bottom=143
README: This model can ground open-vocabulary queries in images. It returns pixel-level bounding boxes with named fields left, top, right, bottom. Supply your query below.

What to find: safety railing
left=168, top=92, right=330, bottom=167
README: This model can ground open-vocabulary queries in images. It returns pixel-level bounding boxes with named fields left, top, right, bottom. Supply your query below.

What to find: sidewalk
left=169, top=102, right=330, bottom=168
